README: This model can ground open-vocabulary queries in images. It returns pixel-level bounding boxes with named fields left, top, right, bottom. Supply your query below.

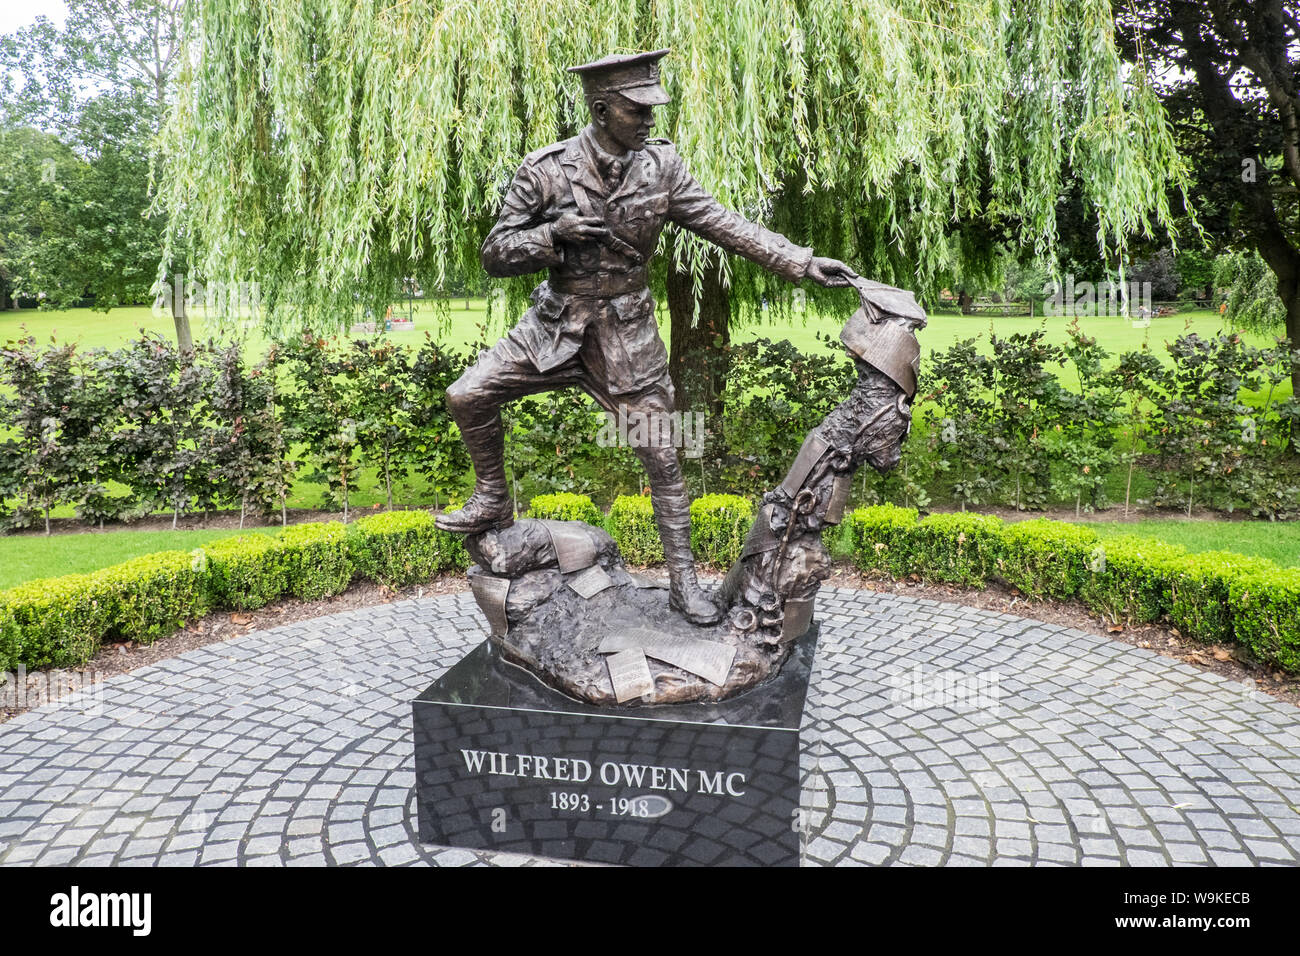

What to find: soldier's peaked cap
left=568, top=49, right=671, bottom=106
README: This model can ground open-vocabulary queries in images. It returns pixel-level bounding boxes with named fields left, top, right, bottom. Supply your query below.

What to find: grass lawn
left=2, top=300, right=1278, bottom=360
left=0, top=527, right=277, bottom=590
left=1091, top=519, right=1300, bottom=568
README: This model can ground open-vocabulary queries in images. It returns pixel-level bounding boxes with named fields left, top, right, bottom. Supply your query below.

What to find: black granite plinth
left=412, top=624, right=819, bottom=867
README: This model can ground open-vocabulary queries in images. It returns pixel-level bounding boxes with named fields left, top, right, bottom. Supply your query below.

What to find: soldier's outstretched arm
left=664, top=147, right=813, bottom=282
left=664, top=146, right=858, bottom=288
left=480, top=164, right=566, bottom=278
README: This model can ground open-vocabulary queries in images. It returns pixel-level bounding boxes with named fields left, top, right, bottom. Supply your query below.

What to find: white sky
left=0, top=0, right=68, bottom=35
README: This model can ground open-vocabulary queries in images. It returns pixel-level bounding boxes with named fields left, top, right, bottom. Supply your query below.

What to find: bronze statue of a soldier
left=438, top=49, right=859, bottom=626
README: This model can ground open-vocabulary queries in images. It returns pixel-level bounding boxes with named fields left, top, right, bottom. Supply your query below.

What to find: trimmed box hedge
left=202, top=534, right=290, bottom=611
left=912, top=512, right=1004, bottom=586
left=690, top=494, right=753, bottom=569
left=841, top=506, right=1300, bottom=674
left=1077, top=535, right=1188, bottom=626
left=607, top=495, right=664, bottom=565
left=349, top=510, right=468, bottom=588
left=278, top=522, right=353, bottom=600
left=100, top=549, right=210, bottom=644
left=526, top=492, right=603, bottom=527
left=6, top=497, right=1298, bottom=679
left=997, top=519, right=1100, bottom=600
left=844, top=504, right=919, bottom=578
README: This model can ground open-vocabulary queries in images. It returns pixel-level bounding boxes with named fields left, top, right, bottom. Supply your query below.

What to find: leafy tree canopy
left=158, top=0, right=1192, bottom=335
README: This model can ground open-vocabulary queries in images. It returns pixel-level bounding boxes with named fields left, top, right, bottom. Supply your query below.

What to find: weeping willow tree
left=156, top=0, right=1190, bottom=406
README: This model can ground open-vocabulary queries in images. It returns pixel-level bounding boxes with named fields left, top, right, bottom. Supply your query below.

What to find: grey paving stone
left=0, top=587, right=1296, bottom=869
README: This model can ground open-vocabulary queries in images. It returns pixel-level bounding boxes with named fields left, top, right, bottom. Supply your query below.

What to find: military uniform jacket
left=481, top=126, right=814, bottom=396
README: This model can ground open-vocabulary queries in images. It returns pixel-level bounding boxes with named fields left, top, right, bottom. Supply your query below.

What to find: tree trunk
left=666, top=253, right=731, bottom=419
left=171, top=276, right=194, bottom=357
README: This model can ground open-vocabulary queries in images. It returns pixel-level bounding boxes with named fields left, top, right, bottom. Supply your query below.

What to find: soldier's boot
left=652, top=488, right=724, bottom=626
left=434, top=417, right=514, bottom=534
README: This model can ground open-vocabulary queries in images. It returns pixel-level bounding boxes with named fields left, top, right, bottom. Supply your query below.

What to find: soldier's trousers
left=444, top=323, right=697, bottom=569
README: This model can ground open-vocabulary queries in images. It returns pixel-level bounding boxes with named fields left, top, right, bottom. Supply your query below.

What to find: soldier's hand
left=552, top=213, right=609, bottom=243
left=806, top=257, right=859, bottom=288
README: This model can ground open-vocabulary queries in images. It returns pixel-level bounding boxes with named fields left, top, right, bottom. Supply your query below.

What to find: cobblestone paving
left=1, top=588, right=1298, bottom=867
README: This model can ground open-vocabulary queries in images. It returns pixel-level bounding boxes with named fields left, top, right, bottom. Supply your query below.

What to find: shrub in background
left=278, top=523, right=353, bottom=600
left=202, top=534, right=290, bottom=610
left=844, top=504, right=919, bottom=577
left=348, top=510, right=468, bottom=587
left=912, top=512, right=1004, bottom=586
left=998, top=519, right=1099, bottom=599
left=99, top=550, right=209, bottom=643
left=607, top=495, right=663, bottom=565
left=526, top=492, right=603, bottom=527
left=690, top=494, right=753, bottom=569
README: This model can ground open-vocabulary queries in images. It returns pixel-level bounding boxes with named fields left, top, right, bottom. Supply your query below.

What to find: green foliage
left=526, top=493, right=603, bottom=526
left=97, top=549, right=209, bottom=644
left=689, top=494, right=753, bottom=569
left=1214, top=250, right=1285, bottom=334
left=607, top=495, right=663, bottom=566
left=1163, top=550, right=1277, bottom=648
left=201, top=534, right=290, bottom=611
left=159, top=0, right=1190, bottom=334
left=347, top=510, right=468, bottom=588
left=912, top=512, right=1003, bottom=586
left=1226, top=565, right=1300, bottom=673
left=1078, top=534, right=1187, bottom=625
left=844, top=504, right=918, bottom=577
left=277, top=522, right=352, bottom=600
left=997, top=519, right=1099, bottom=600
left=0, top=573, right=111, bottom=669
left=710, top=337, right=855, bottom=496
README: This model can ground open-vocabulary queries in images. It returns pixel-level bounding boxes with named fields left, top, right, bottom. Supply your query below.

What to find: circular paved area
left=1, top=587, right=1298, bottom=866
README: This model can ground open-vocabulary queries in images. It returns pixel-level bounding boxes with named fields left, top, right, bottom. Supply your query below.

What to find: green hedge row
left=8, top=494, right=1295, bottom=678
left=0, top=513, right=469, bottom=673
left=844, top=505, right=1300, bottom=673
left=529, top=492, right=754, bottom=571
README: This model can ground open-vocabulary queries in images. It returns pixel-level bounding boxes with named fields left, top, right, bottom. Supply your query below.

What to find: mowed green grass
left=1, top=299, right=1278, bottom=365
left=1090, top=519, right=1300, bottom=568
left=0, top=526, right=279, bottom=591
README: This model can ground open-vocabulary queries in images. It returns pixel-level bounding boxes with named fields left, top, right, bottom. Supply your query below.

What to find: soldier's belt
left=548, top=270, right=648, bottom=297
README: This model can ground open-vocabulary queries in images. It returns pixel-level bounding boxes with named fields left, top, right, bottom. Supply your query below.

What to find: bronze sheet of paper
left=597, top=628, right=676, bottom=651
left=780, top=433, right=830, bottom=497
left=599, top=631, right=736, bottom=687
left=469, top=574, right=511, bottom=636
left=539, top=519, right=598, bottom=573
left=628, top=572, right=669, bottom=589
left=781, top=597, right=815, bottom=643
left=605, top=649, right=655, bottom=703
left=840, top=312, right=920, bottom=397
left=824, top=473, right=853, bottom=525
left=566, top=563, right=615, bottom=599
